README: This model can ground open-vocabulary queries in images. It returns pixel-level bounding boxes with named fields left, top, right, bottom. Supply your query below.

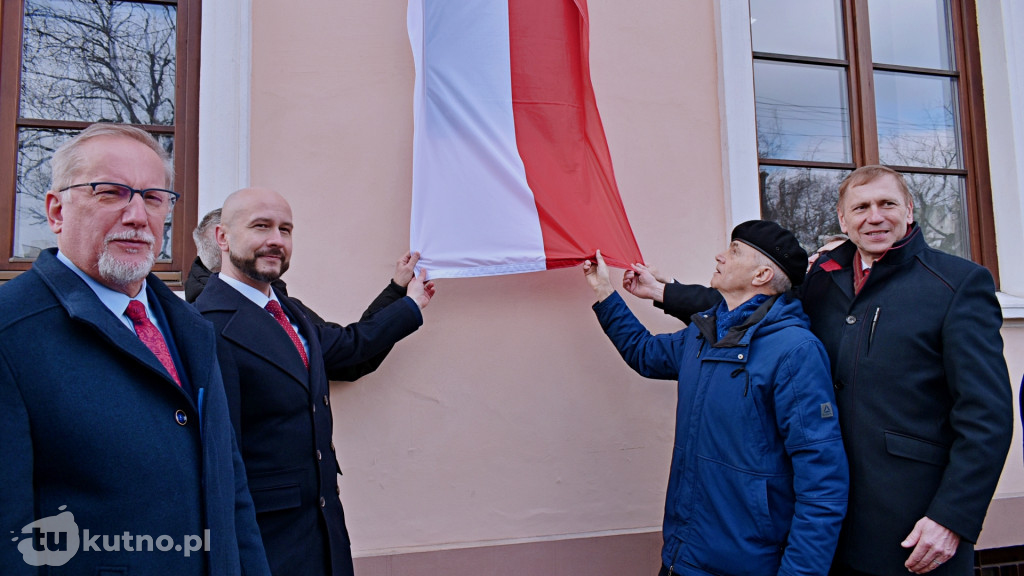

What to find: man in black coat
left=195, top=187, right=435, bottom=576
left=620, top=166, right=1012, bottom=576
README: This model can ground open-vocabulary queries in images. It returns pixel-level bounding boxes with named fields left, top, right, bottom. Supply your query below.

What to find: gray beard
left=98, top=247, right=154, bottom=288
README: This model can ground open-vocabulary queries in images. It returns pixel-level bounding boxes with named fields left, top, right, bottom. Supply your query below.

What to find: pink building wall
left=237, top=0, right=1023, bottom=572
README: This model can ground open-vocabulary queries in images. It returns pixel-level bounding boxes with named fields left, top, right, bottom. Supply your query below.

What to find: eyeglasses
left=60, top=182, right=179, bottom=213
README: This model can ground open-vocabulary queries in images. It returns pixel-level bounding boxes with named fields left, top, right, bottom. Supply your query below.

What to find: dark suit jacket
left=0, top=249, right=270, bottom=576
left=195, top=275, right=422, bottom=576
left=655, top=226, right=1013, bottom=575
left=185, top=256, right=213, bottom=303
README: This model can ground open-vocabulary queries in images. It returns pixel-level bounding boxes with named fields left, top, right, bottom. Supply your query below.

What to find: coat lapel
left=150, top=280, right=216, bottom=395
left=204, top=277, right=311, bottom=389
left=34, top=250, right=189, bottom=393
left=819, top=246, right=856, bottom=302
left=279, top=290, right=325, bottom=389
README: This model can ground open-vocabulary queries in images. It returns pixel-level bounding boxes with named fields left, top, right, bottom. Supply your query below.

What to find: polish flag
left=407, top=0, right=643, bottom=278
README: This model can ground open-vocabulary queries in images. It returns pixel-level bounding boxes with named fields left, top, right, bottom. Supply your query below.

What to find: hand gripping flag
left=408, top=0, right=643, bottom=278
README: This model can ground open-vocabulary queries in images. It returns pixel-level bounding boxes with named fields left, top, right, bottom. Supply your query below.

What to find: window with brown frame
left=750, top=0, right=997, bottom=281
left=0, top=0, right=200, bottom=286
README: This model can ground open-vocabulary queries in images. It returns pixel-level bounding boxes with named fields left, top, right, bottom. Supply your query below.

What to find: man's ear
left=215, top=224, right=229, bottom=252
left=45, top=191, right=64, bottom=234
left=751, top=265, right=774, bottom=288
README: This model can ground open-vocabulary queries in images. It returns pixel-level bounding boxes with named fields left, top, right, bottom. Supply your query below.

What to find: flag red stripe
left=507, top=0, right=643, bottom=270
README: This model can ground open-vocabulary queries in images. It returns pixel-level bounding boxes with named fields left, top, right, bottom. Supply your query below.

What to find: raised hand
left=406, top=268, right=436, bottom=310
left=582, top=250, right=614, bottom=302
left=393, top=251, right=420, bottom=288
left=622, top=262, right=666, bottom=302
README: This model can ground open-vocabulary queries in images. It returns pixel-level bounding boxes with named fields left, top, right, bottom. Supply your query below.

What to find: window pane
left=21, top=0, right=177, bottom=125
left=759, top=166, right=849, bottom=252
left=12, top=128, right=70, bottom=258
left=749, top=0, right=844, bottom=59
left=905, top=172, right=968, bottom=258
left=13, top=128, right=177, bottom=261
left=868, top=0, right=953, bottom=70
left=874, top=71, right=961, bottom=169
left=754, top=61, right=851, bottom=163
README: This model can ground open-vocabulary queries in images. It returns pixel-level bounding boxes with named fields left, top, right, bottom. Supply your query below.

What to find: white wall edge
left=978, top=1, right=1024, bottom=297
left=715, top=0, right=761, bottom=228
left=997, top=292, right=1024, bottom=320
left=197, top=0, right=252, bottom=217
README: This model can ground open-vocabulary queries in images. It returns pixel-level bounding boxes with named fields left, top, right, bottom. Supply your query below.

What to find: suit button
left=845, top=315, right=857, bottom=325
left=175, top=410, right=187, bottom=426
left=317, top=450, right=322, bottom=461
left=834, top=379, right=845, bottom=391
left=323, top=395, right=329, bottom=406
left=320, top=497, right=326, bottom=508
left=312, top=404, right=316, bottom=414
left=330, top=441, right=336, bottom=452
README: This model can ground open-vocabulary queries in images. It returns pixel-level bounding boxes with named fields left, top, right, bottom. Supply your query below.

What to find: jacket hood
left=691, top=291, right=810, bottom=347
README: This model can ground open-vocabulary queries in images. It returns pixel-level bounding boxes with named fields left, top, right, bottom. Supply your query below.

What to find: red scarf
left=853, top=250, right=870, bottom=294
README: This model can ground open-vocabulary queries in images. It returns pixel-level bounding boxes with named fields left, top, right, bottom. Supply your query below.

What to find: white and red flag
left=407, top=0, right=643, bottom=278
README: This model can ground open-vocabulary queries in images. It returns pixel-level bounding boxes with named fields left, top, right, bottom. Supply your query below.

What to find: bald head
left=221, top=187, right=292, bottom=227
left=217, top=187, right=295, bottom=294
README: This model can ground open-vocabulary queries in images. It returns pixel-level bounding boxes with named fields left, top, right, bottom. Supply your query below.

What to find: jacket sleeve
left=316, top=292, right=423, bottom=381
left=0, top=354, right=36, bottom=576
left=927, top=266, right=1013, bottom=542
left=593, top=291, right=683, bottom=381
left=295, top=282, right=408, bottom=382
left=774, top=338, right=849, bottom=576
left=655, top=282, right=723, bottom=324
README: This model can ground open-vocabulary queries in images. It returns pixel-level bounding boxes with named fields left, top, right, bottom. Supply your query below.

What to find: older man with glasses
left=0, top=123, right=270, bottom=576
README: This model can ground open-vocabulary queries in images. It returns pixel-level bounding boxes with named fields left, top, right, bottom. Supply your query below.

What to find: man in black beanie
left=582, top=220, right=849, bottom=576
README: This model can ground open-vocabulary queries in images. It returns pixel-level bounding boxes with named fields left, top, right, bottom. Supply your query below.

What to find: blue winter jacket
left=594, top=291, right=848, bottom=576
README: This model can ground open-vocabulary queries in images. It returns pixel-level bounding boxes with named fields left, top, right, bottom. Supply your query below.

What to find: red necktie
left=266, top=300, right=310, bottom=369
left=853, top=251, right=872, bottom=294
left=125, top=300, right=182, bottom=386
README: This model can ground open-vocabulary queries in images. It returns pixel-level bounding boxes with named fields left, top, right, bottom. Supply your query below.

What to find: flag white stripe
left=408, top=0, right=547, bottom=279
